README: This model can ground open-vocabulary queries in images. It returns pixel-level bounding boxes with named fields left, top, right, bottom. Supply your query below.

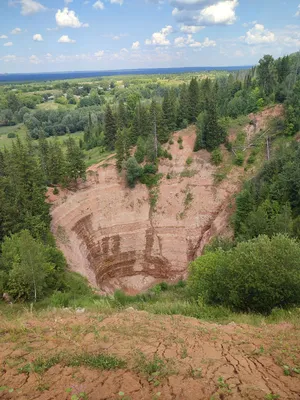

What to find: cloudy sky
left=0, top=0, right=300, bottom=73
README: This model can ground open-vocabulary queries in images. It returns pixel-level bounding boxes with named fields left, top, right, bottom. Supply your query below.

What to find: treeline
left=0, top=137, right=86, bottom=302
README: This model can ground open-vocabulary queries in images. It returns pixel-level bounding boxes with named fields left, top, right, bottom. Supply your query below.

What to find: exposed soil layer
left=1, top=309, right=299, bottom=400
left=49, top=105, right=283, bottom=293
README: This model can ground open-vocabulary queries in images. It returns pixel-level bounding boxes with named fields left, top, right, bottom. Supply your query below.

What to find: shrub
left=186, top=157, right=193, bottom=166
left=234, top=152, right=245, bottom=166
left=126, top=157, right=143, bottom=188
left=211, top=149, right=223, bottom=166
left=188, top=234, right=300, bottom=314
left=143, top=164, right=157, bottom=175
left=53, top=187, right=59, bottom=195
left=177, top=136, right=183, bottom=145
left=7, top=132, right=16, bottom=139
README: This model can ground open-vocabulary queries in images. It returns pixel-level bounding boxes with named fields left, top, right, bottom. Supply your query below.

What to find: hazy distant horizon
left=0, top=65, right=252, bottom=83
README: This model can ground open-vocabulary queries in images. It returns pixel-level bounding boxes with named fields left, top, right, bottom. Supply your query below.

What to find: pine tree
left=117, top=100, right=127, bottom=130
left=115, top=128, right=130, bottom=172
left=177, top=83, right=189, bottom=128
left=104, top=105, right=117, bottom=150
left=202, top=96, right=226, bottom=151
left=65, top=137, right=86, bottom=183
left=188, top=78, right=200, bottom=123
left=162, top=90, right=176, bottom=133
left=47, top=139, right=66, bottom=185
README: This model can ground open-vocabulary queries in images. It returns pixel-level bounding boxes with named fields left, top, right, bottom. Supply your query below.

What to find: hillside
left=49, top=105, right=282, bottom=294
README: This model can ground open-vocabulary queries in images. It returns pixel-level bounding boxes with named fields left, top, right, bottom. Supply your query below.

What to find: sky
left=0, top=0, right=300, bottom=73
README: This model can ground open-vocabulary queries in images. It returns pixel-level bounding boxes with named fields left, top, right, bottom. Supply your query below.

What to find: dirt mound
left=1, top=310, right=299, bottom=399
left=49, top=106, right=283, bottom=293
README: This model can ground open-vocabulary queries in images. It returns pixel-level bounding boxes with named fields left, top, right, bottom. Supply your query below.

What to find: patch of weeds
left=134, top=351, right=174, bottom=385
left=186, top=157, right=193, bottom=166
left=252, top=345, right=265, bottom=357
left=190, top=367, right=202, bottom=378
left=180, top=169, right=197, bottom=178
left=217, top=376, right=230, bottom=391
left=18, top=354, right=63, bottom=375
left=0, top=387, right=14, bottom=394
left=184, top=188, right=193, bottom=208
left=180, top=346, right=188, bottom=359
left=179, top=144, right=184, bottom=150
left=283, top=365, right=300, bottom=376
left=265, top=394, right=280, bottom=400
left=149, top=188, right=159, bottom=209
left=67, top=353, right=126, bottom=370
left=56, top=225, right=70, bottom=244
left=66, top=387, right=89, bottom=400
left=234, top=152, right=245, bottom=166
left=152, top=392, right=162, bottom=400
left=213, top=172, right=226, bottom=184
left=211, top=149, right=223, bottom=166
left=37, top=382, right=50, bottom=392
left=177, top=136, right=183, bottom=145
left=118, top=392, right=132, bottom=400
left=169, top=139, right=174, bottom=145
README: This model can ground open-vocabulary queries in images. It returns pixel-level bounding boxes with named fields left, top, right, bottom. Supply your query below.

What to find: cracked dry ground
left=1, top=310, right=300, bottom=400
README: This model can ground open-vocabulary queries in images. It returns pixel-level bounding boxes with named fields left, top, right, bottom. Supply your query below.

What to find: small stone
left=76, top=308, right=86, bottom=314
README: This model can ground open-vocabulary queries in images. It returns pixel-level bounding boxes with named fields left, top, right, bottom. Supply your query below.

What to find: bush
left=211, top=149, right=223, bottom=166
left=7, top=132, right=16, bottom=139
left=177, top=136, right=183, bottom=145
left=126, top=157, right=143, bottom=188
left=186, top=157, right=193, bottom=166
left=188, top=234, right=300, bottom=314
left=143, top=164, right=157, bottom=175
left=234, top=152, right=245, bottom=166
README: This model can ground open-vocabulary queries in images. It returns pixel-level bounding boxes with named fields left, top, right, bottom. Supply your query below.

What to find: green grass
left=0, top=124, right=27, bottom=148
left=17, top=352, right=126, bottom=375
left=37, top=102, right=77, bottom=111
left=1, top=281, right=300, bottom=328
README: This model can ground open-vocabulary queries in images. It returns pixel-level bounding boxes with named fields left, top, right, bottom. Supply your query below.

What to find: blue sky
left=0, top=0, right=300, bottom=73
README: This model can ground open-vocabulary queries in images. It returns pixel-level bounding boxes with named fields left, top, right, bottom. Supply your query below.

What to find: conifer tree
left=104, top=104, right=117, bottom=150
left=65, top=137, right=86, bottom=183
left=188, top=78, right=200, bottom=123
left=47, top=140, right=66, bottom=185
left=117, top=100, right=127, bottom=130
left=115, top=128, right=130, bottom=172
left=177, top=83, right=189, bottom=128
left=162, top=90, right=176, bottom=133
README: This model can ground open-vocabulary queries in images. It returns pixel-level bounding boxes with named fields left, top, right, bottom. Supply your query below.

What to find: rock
left=76, top=308, right=86, bottom=314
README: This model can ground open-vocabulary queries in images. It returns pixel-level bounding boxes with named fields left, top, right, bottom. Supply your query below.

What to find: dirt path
left=1, top=310, right=299, bottom=399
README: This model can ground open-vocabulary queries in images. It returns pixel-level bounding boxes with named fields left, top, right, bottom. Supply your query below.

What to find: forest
left=0, top=51, right=300, bottom=314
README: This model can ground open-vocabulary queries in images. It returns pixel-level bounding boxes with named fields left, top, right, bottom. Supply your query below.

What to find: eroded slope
left=50, top=106, right=282, bottom=293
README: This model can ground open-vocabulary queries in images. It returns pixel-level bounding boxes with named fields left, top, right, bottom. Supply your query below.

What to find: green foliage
left=7, top=132, right=16, bottom=139
left=0, top=230, right=63, bottom=302
left=185, top=156, right=193, bottom=166
left=234, top=142, right=300, bottom=240
left=234, top=152, right=245, bottom=166
left=126, top=157, right=143, bottom=188
left=211, top=149, right=223, bottom=166
left=65, top=137, right=86, bottom=183
left=189, top=234, right=300, bottom=314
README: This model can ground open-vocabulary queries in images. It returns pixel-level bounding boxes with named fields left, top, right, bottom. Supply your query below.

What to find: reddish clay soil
left=48, top=105, right=283, bottom=293
left=1, top=309, right=299, bottom=400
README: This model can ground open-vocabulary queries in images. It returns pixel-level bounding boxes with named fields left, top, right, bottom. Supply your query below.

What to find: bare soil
left=48, top=105, right=284, bottom=293
left=1, top=309, right=299, bottom=400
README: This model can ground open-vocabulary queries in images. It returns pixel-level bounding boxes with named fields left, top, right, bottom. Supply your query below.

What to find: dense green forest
left=0, top=51, right=300, bottom=314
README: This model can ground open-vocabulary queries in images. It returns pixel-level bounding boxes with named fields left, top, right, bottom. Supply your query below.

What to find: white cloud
left=145, top=25, right=173, bottom=46
left=58, top=35, right=76, bottom=43
left=11, top=28, right=22, bottom=34
left=132, top=41, right=140, bottom=50
left=94, top=50, right=104, bottom=59
left=170, top=0, right=214, bottom=9
left=174, top=34, right=216, bottom=48
left=110, top=0, right=124, bottom=4
left=190, top=36, right=216, bottom=47
left=242, top=24, right=275, bottom=45
left=33, top=33, right=43, bottom=41
left=0, top=35, right=8, bottom=39
left=65, top=0, right=73, bottom=4
left=93, top=0, right=104, bottom=9
left=0, top=54, right=17, bottom=62
left=180, top=24, right=204, bottom=33
left=29, top=55, right=42, bottom=64
left=19, top=0, right=46, bottom=15
left=172, top=0, right=239, bottom=26
left=55, top=8, right=89, bottom=28
left=4, top=42, right=13, bottom=47
left=295, top=4, right=300, bottom=17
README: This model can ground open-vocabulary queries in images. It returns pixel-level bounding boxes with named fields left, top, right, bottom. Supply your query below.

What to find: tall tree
left=104, top=105, right=117, bottom=150
left=188, top=78, right=200, bottom=123
left=115, top=128, right=130, bottom=172
left=65, top=137, right=86, bottom=183
left=256, top=55, right=278, bottom=97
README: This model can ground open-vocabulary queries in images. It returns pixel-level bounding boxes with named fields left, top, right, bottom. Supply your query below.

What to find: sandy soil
left=0, top=309, right=299, bottom=400
left=48, top=105, right=283, bottom=293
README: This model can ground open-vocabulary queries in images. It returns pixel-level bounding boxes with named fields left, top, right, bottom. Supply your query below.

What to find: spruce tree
left=104, top=105, right=117, bottom=150
left=65, top=137, right=86, bottom=183
left=188, top=78, right=200, bottom=123
left=177, top=83, right=189, bottom=128
left=47, top=139, right=66, bottom=185
left=162, top=90, right=176, bottom=133
left=115, top=128, right=130, bottom=172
